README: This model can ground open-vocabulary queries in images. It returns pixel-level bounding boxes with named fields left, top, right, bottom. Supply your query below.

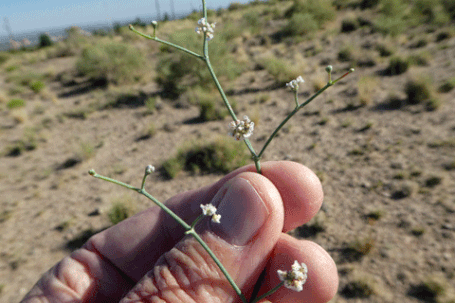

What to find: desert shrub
left=242, top=10, right=264, bottom=35
left=39, top=33, right=53, bottom=48
left=360, top=0, right=380, bottom=9
left=188, top=88, right=229, bottom=121
left=0, top=52, right=9, bottom=65
left=385, top=56, right=409, bottom=75
left=258, top=55, right=303, bottom=86
left=76, top=41, right=147, bottom=86
left=341, top=16, right=360, bottom=32
left=438, top=77, right=455, bottom=92
left=405, top=76, right=440, bottom=110
left=282, top=13, right=319, bottom=37
left=376, top=42, right=395, bottom=57
left=342, top=278, right=376, bottom=298
left=156, top=28, right=244, bottom=99
left=30, top=80, right=45, bottom=93
left=413, top=0, right=450, bottom=24
left=108, top=198, right=136, bottom=225
left=338, top=46, right=354, bottom=62
left=162, top=137, right=250, bottom=179
left=285, top=0, right=336, bottom=27
left=442, top=0, right=455, bottom=19
left=7, top=98, right=25, bottom=109
left=408, top=51, right=431, bottom=66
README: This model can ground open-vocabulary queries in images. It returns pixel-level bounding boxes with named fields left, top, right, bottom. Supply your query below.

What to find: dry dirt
left=1, top=5, right=455, bottom=303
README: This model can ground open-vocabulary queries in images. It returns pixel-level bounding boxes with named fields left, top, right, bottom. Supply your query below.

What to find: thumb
left=120, top=172, right=284, bottom=303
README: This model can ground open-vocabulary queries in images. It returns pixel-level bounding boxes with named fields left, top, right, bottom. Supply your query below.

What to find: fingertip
left=260, top=161, right=324, bottom=231
left=262, top=234, right=338, bottom=303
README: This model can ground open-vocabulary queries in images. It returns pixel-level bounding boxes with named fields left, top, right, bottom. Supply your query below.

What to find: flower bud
left=325, top=65, right=333, bottom=73
left=145, top=165, right=155, bottom=175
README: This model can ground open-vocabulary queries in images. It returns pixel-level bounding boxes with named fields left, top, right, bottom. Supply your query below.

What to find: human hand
left=21, top=161, right=338, bottom=303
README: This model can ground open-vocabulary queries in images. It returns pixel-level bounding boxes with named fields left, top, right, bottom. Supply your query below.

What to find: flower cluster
left=286, top=76, right=304, bottom=91
left=277, top=260, right=308, bottom=292
left=228, top=116, right=254, bottom=141
left=200, top=203, right=221, bottom=223
left=195, top=18, right=216, bottom=41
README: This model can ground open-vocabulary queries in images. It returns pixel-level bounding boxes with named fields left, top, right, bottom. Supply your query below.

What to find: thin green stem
left=191, top=214, right=204, bottom=229
left=257, top=83, right=331, bottom=158
left=250, top=281, right=284, bottom=303
left=186, top=229, right=248, bottom=303
left=129, top=25, right=204, bottom=60
left=90, top=172, right=191, bottom=230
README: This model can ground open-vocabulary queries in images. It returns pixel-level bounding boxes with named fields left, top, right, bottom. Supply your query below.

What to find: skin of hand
left=21, top=161, right=338, bottom=303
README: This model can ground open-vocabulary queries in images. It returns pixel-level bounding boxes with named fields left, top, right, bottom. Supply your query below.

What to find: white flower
left=195, top=18, right=216, bottom=41
left=200, top=203, right=221, bottom=223
left=277, top=260, right=308, bottom=292
left=145, top=165, right=155, bottom=175
left=286, top=76, right=305, bottom=91
left=228, top=115, right=254, bottom=141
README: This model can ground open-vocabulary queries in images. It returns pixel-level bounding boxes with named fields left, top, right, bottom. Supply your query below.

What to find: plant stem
left=90, top=172, right=191, bottom=230
left=129, top=25, right=204, bottom=60
left=249, top=281, right=284, bottom=303
left=257, top=82, right=331, bottom=158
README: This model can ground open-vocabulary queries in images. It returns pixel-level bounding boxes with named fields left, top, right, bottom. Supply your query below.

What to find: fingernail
left=210, top=177, right=269, bottom=246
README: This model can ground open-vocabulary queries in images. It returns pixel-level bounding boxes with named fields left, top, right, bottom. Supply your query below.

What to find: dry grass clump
left=405, top=75, right=441, bottom=110
left=358, top=76, right=379, bottom=106
left=162, top=137, right=250, bottom=179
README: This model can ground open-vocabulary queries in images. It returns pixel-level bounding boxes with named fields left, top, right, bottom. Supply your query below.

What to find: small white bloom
left=195, top=18, right=217, bottom=41
left=277, top=260, right=308, bottom=292
left=286, top=76, right=305, bottom=91
left=200, top=203, right=221, bottom=223
left=228, top=115, right=254, bottom=141
left=145, top=165, right=155, bottom=175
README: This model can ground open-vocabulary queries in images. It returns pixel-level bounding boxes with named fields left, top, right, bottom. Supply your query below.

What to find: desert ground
left=1, top=0, right=455, bottom=302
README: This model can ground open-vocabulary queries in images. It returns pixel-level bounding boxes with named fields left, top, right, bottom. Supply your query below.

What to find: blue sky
left=1, top=0, right=250, bottom=35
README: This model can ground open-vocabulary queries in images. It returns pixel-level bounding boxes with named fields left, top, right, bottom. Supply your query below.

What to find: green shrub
left=108, top=200, right=136, bottom=225
left=376, top=42, right=395, bottom=57
left=162, top=137, right=250, bottom=179
left=30, top=80, right=45, bottom=93
left=282, top=13, right=319, bottom=37
left=341, top=16, right=360, bottom=32
left=258, top=55, right=303, bottom=85
left=405, top=77, right=435, bottom=105
left=189, top=89, right=229, bottom=121
left=0, top=52, right=9, bottom=65
left=360, top=0, right=380, bottom=9
left=285, top=0, right=336, bottom=27
left=385, top=56, right=409, bottom=75
left=39, top=33, right=53, bottom=48
left=7, top=99, right=25, bottom=109
left=156, top=29, right=244, bottom=99
left=439, top=77, right=455, bottom=92
left=76, top=41, right=147, bottom=85
left=338, top=46, right=354, bottom=62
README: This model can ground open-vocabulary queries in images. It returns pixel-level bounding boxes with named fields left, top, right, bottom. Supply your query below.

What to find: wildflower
left=286, top=76, right=304, bottom=91
left=228, top=116, right=254, bottom=141
left=151, top=21, right=158, bottom=28
left=195, top=18, right=216, bottom=41
left=145, top=165, right=155, bottom=175
left=200, top=203, right=221, bottom=223
left=277, top=260, right=308, bottom=292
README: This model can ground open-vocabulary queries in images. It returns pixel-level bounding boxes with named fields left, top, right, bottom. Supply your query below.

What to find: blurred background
left=0, top=0, right=454, bottom=302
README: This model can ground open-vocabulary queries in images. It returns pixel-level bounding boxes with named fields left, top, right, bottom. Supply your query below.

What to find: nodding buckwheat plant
left=89, top=1, right=354, bottom=302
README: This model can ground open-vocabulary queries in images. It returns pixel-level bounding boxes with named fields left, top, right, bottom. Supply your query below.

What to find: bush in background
left=162, top=137, right=250, bottom=179
left=39, top=33, right=53, bottom=48
left=76, top=41, right=147, bottom=86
